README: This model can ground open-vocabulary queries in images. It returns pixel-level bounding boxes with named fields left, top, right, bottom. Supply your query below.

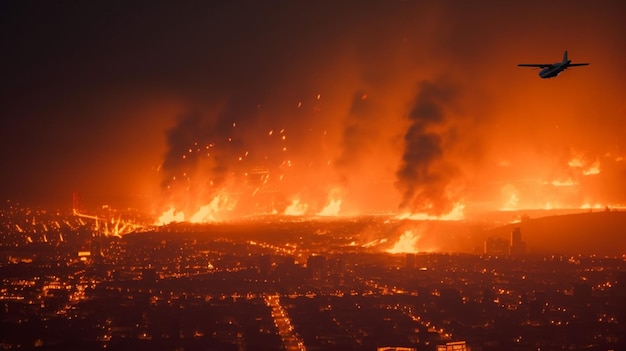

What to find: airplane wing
left=517, top=64, right=552, bottom=68
left=568, top=63, right=590, bottom=67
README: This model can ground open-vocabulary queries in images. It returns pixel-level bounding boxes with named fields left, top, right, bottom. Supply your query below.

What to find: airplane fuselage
left=539, top=60, right=571, bottom=78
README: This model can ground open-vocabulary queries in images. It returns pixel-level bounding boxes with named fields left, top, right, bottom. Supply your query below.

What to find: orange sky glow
left=0, top=1, right=624, bottom=223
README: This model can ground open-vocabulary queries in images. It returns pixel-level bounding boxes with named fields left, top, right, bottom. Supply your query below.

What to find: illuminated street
left=266, top=294, right=306, bottom=351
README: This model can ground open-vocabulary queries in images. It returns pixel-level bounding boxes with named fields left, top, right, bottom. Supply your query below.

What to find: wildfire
left=398, top=202, right=465, bottom=221
left=568, top=152, right=601, bottom=176
left=582, top=161, right=600, bottom=175
left=188, top=195, right=234, bottom=223
left=581, top=203, right=604, bottom=210
left=188, top=203, right=216, bottom=223
left=73, top=209, right=147, bottom=237
left=155, top=193, right=237, bottom=225
left=549, top=179, right=576, bottom=187
left=146, top=69, right=623, bottom=222
left=387, top=230, right=420, bottom=254
left=317, top=199, right=342, bottom=216
left=500, top=184, right=520, bottom=211
left=284, top=199, right=308, bottom=216
left=156, top=207, right=185, bottom=225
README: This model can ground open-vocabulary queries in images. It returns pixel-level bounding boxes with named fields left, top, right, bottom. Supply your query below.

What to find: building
left=509, top=227, right=526, bottom=256
left=437, top=341, right=468, bottom=351
left=484, top=237, right=509, bottom=256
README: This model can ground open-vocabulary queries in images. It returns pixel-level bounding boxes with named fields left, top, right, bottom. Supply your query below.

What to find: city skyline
left=1, top=209, right=625, bottom=350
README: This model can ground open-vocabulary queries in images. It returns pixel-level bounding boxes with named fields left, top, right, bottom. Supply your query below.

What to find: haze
left=1, top=1, right=624, bottom=218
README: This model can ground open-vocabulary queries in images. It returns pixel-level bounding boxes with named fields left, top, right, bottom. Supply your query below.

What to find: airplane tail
left=563, top=50, right=569, bottom=63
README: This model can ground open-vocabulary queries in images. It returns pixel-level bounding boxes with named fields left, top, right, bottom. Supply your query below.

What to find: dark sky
left=1, top=1, right=624, bottom=217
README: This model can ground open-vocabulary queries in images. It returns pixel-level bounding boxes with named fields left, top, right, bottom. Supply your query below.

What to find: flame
left=156, top=194, right=236, bottom=225
left=582, top=160, right=600, bottom=175
left=398, top=202, right=465, bottom=221
left=189, top=204, right=217, bottom=223
left=73, top=209, right=145, bottom=237
left=362, top=238, right=387, bottom=248
left=189, top=195, right=233, bottom=223
left=156, top=207, right=185, bottom=225
left=499, top=184, right=520, bottom=211
left=150, top=77, right=622, bottom=221
left=569, top=152, right=601, bottom=176
left=284, top=198, right=308, bottom=216
left=581, top=203, right=604, bottom=209
left=549, top=179, right=576, bottom=187
left=387, top=230, right=420, bottom=254
left=568, top=156, right=584, bottom=168
left=317, top=199, right=342, bottom=216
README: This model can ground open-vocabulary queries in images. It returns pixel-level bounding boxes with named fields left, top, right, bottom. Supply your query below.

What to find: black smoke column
left=396, top=80, right=461, bottom=215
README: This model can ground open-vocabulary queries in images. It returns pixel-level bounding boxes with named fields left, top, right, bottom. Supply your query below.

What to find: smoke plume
left=396, top=80, right=464, bottom=215
left=149, top=1, right=625, bottom=217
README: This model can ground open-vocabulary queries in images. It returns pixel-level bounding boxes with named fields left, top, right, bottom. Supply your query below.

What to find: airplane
left=518, top=51, right=589, bottom=78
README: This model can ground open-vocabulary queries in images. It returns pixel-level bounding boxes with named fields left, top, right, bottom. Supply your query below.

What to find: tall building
left=509, top=227, right=526, bottom=256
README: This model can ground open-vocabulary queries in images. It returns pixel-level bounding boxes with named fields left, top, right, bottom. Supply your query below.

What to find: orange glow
left=284, top=199, right=308, bottom=216
left=72, top=209, right=145, bottom=237
left=398, top=202, right=465, bottom=221
left=500, top=185, right=520, bottom=211
left=581, top=203, right=604, bottom=210
left=188, top=203, right=216, bottom=223
left=317, top=199, right=342, bottom=216
left=569, top=152, right=601, bottom=176
left=582, top=161, right=600, bottom=176
left=0, top=0, right=623, bottom=233
left=386, top=230, right=420, bottom=254
left=129, top=2, right=625, bottom=225
left=189, top=195, right=235, bottom=223
left=157, top=207, right=185, bottom=225
left=549, top=179, right=576, bottom=187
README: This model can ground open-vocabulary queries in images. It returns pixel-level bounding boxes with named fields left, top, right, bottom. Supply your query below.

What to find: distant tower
left=509, top=227, right=526, bottom=256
